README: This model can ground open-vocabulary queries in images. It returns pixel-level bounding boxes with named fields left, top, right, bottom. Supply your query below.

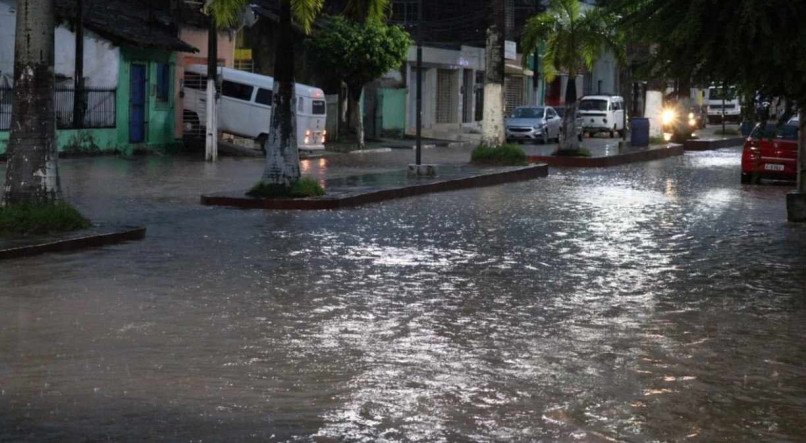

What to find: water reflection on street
left=0, top=147, right=804, bottom=441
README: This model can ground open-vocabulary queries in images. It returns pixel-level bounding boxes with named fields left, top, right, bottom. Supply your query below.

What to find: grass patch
left=715, top=128, right=740, bottom=136
left=553, top=147, right=592, bottom=157
left=470, top=143, right=528, bottom=166
left=246, top=176, right=325, bottom=199
left=0, top=201, right=90, bottom=237
left=649, top=136, right=668, bottom=145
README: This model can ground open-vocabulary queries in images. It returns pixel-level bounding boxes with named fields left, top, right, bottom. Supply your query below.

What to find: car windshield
left=512, top=107, right=543, bottom=118
left=751, top=123, right=799, bottom=141
left=709, top=87, right=736, bottom=101
left=578, top=99, right=607, bottom=111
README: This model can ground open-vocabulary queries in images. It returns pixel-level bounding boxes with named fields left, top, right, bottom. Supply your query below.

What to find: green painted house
left=0, top=0, right=196, bottom=156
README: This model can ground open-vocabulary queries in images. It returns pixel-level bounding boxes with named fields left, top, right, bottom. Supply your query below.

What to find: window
left=156, top=63, right=170, bottom=101
left=546, top=108, right=556, bottom=118
left=255, top=88, right=273, bottom=106
left=512, top=107, right=543, bottom=118
left=297, top=97, right=305, bottom=113
left=312, top=100, right=326, bottom=115
left=183, top=72, right=206, bottom=90
left=221, top=80, right=254, bottom=101
left=579, top=99, right=608, bottom=111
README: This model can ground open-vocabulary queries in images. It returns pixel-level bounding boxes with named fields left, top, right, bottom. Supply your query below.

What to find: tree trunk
left=3, top=0, right=60, bottom=205
left=338, top=82, right=348, bottom=140
left=72, top=0, right=86, bottom=129
left=559, top=73, right=580, bottom=151
left=261, top=0, right=300, bottom=187
left=348, top=84, right=364, bottom=150
left=481, top=0, right=505, bottom=146
left=798, top=108, right=806, bottom=194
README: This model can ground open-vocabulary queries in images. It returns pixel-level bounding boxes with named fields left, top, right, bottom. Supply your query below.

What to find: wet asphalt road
left=0, top=145, right=804, bottom=441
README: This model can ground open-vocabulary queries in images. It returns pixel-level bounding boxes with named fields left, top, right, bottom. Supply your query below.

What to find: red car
left=741, top=117, right=799, bottom=184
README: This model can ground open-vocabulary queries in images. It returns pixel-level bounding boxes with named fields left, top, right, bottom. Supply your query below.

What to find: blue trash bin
left=630, top=117, right=650, bottom=147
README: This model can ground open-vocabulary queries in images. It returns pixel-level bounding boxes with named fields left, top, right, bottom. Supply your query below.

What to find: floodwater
left=1, top=147, right=804, bottom=441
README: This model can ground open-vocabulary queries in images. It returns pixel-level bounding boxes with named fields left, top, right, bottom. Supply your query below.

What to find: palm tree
left=209, top=0, right=323, bottom=189
left=520, top=0, right=622, bottom=152
left=3, top=0, right=61, bottom=205
left=209, top=0, right=388, bottom=190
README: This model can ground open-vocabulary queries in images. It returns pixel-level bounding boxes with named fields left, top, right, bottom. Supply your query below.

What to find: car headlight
left=688, top=112, right=695, bottom=119
left=661, top=108, right=677, bottom=125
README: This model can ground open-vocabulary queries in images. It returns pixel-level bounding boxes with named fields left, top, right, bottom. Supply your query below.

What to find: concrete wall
left=0, top=0, right=120, bottom=87
left=175, top=28, right=236, bottom=138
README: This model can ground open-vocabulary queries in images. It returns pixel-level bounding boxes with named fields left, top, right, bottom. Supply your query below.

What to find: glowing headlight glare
left=688, top=118, right=697, bottom=127
left=661, top=109, right=677, bottom=126
left=304, top=136, right=310, bottom=144
left=688, top=112, right=695, bottom=119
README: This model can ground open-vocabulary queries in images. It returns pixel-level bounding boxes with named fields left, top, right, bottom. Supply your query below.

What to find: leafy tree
left=3, top=0, right=61, bottom=205
left=208, top=0, right=389, bottom=190
left=520, top=0, right=623, bottom=152
left=610, top=0, right=806, bottom=212
left=307, top=16, right=410, bottom=149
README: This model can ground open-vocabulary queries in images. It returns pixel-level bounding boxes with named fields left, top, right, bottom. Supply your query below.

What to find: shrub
left=0, top=201, right=91, bottom=236
left=470, top=143, right=528, bottom=166
left=553, top=147, right=592, bottom=157
left=246, top=176, right=325, bottom=198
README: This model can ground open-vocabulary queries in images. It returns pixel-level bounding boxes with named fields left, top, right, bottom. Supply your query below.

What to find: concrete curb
left=527, top=145, right=684, bottom=167
left=0, top=226, right=146, bottom=260
left=201, top=164, right=549, bottom=210
left=684, top=137, right=745, bottom=150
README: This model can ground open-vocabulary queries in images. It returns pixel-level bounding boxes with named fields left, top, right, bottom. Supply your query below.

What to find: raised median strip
left=0, top=226, right=146, bottom=260
left=201, top=164, right=549, bottom=210
left=527, top=145, right=684, bottom=168
left=684, top=137, right=746, bottom=150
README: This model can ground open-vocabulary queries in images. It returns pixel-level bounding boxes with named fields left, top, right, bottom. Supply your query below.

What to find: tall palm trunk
left=261, top=0, right=300, bottom=187
left=4, top=0, right=60, bottom=205
left=559, top=73, right=580, bottom=150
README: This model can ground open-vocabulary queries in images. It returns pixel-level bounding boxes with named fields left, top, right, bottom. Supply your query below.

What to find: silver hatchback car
left=505, top=106, right=563, bottom=144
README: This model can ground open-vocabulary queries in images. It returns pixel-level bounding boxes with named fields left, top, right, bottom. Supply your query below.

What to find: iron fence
left=0, top=87, right=116, bottom=131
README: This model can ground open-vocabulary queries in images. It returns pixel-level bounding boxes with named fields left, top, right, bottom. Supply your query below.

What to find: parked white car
left=182, top=65, right=327, bottom=151
left=505, top=106, right=563, bottom=144
left=578, top=95, right=626, bottom=137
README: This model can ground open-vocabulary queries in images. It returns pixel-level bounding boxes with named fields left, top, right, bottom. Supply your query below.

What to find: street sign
left=505, top=40, right=517, bottom=60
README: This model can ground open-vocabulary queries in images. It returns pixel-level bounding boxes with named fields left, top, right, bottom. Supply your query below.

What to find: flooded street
left=1, top=147, right=805, bottom=441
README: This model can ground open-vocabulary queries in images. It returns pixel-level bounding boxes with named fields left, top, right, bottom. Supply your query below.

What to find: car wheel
left=255, top=133, right=268, bottom=153
left=741, top=173, right=753, bottom=184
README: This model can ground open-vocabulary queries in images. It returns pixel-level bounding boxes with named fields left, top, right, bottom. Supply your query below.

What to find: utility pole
left=72, top=0, right=85, bottom=129
left=205, top=15, right=218, bottom=161
left=415, top=0, right=422, bottom=165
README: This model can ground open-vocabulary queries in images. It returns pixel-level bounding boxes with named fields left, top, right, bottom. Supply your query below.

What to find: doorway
left=129, top=63, right=147, bottom=143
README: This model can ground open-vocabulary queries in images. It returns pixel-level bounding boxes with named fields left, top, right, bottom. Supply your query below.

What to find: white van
left=706, top=85, right=741, bottom=123
left=578, top=95, right=626, bottom=137
left=181, top=65, right=327, bottom=150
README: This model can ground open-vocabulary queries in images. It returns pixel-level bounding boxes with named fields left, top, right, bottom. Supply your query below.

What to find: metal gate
left=436, top=69, right=454, bottom=124
left=505, top=76, right=525, bottom=116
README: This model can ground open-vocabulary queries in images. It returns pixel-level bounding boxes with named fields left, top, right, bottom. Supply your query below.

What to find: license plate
left=764, top=164, right=784, bottom=171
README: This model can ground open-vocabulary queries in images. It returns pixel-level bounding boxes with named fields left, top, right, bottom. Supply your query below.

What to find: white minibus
left=578, top=95, right=626, bottom=137
left=181, top=65, right=327, bottom=150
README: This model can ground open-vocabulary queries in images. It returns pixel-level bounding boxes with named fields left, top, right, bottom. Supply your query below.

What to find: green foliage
left=471, top=143, right=528, bottom=166
left=343, top=0, right=391, bottom=23
left=554, top=147, right=592, bottom=157
left=246, top=176, right=325, bottom=198
left=307, top=16, right=411, bottom=90
left=611, top=0, right=806, bottom=104
left=206, top=0, right=324, bottom=33
left=649, top=135, right=667, bottom=145
left=0, top=202, right=90, bottom=236
left=521, top=0, right=624, bottom=82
